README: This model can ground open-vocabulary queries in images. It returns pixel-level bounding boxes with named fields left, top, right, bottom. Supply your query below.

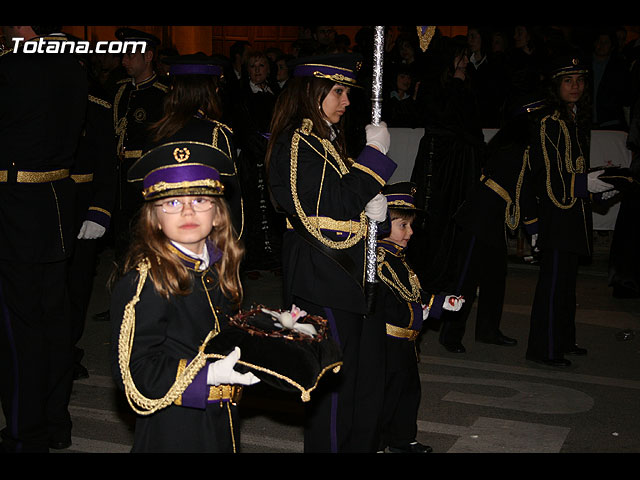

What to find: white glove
left=422, top=304, right=430, bottom=321
left=601, top=189, right=619, bottom=201
left=531, top=233, right=538, bottom=248
left=207, top=347, right=260, bottom=386
left=442, top=295, right=464, bottom=312
left=364, top=193, right=387, bottom=222
left=365, top=122, right=390, bottom=155
left=77, top=220, right=106, bottom=240
left=587, top=171, right=614, bottom=193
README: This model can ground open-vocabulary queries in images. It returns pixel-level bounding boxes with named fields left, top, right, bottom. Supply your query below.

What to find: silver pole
left=365, top=26, right=385, bottom=306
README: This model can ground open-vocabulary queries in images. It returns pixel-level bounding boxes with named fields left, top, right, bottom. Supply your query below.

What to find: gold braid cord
left=504, top=147, right=530, bottom=231
left=117, top=259, right=215, bottom=416
left=376, top=247, right=422, bottom=303
left=289, top=119, right=367, bottom=250
left=540, top=112, right=585, bottom=210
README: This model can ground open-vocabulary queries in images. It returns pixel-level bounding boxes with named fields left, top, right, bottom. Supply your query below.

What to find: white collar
left=249, top=81, right=273, bottom=94
left=171, top=241, right=210, bottom=270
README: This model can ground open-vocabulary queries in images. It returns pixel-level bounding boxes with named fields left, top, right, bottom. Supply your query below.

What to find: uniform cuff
left=86, top=207, right=111, bottom=230
left=351, top=146, right=397, bottom=186
left=523, top=218, right=539, bottom=235
left=573, top=173, right=588, bottom=198
left=176, top=360, right=209, bottom=409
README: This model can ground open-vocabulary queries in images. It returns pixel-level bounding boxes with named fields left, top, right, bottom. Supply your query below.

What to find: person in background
left=0, top=25, right=88, bottom=452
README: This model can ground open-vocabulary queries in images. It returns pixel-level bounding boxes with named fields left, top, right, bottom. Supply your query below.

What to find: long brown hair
left=120, top=196, right=244, bottom=306
left=150, top=75, right=223, bottom=142
left=265, top=76, right=348, bottom=169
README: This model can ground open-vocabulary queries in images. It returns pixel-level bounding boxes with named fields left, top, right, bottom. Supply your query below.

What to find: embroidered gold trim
left=71, top=173, right=94, bottom=183
left=376, top=246, right=422, bottom=303
left=142, top=179, right=223, bottom=197
left=88, top=206, right=111, bottom=217
left=386, top=323, right=419, bottom=340
left=0, top=169, right=70, bottom=183
left=417, top=26, right=436, bottom=52
left=289, top=119, right=367, bottom=249
left=124, top=150, right=143, bottom=159
left=352, top=162, right=385, bottom=186
left=285, top=216, right=363, bottom=235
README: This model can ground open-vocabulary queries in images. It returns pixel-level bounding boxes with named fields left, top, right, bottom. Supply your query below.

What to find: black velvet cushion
left=204, top=306, right=343, bottom=402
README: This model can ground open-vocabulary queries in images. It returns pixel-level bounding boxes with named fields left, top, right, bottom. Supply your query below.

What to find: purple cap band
left=386, top=193, right=415, bottom=205
left=169, top=64, right=222, bottom=76
left=143, top=164, right=220, bottom=191
left=293, top=64, right=357, bottom=84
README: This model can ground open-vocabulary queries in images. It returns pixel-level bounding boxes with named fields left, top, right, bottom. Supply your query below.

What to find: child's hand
left=207, top=347, right=260, bottom=386
left=443, top=295, right=464, bottom=312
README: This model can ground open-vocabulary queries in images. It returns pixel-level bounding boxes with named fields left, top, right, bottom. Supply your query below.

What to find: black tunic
left=110, top=242, right=241, bottom=453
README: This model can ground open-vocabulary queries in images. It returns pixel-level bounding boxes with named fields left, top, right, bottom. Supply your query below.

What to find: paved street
left=2, top=232, right=639, bottom=454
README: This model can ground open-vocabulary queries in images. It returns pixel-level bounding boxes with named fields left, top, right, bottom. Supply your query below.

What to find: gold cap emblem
left=173, top=147, right=190, bottom=162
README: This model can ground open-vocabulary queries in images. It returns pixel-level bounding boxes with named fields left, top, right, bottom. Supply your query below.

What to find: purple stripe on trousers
left=323, top=306, right=340, bottom=453
left=548, top=250, right=559, bottom=359
left=0, top=277, right=22, bottom=452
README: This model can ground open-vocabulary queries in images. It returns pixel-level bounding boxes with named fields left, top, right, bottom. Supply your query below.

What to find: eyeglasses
left=155, top=197, right=215, bottom=214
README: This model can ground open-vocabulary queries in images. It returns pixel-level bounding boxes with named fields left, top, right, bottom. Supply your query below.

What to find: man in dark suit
left=0, top=25, right=88, bottom=452
left=111, top=28, right=168, bottom=269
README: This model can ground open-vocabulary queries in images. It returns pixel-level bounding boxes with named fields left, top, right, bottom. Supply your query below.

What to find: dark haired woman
left=524, top=52, right=615, bottom=367
left=266, top=53, right=397, bottom=453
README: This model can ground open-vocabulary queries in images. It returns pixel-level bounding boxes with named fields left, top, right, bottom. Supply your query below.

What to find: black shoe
left=476, top=333, right=517, bottom=346
left=526, top=354, right=571, bottom=367
left=93, top=310, right=110, bottom=321
left=441, top=341, right=465, bottom=353
left=49, top=438, right=72, bottom=450
left=565, top=345, right=587, bottom=355
left=388, top=441, right=433, bottom=453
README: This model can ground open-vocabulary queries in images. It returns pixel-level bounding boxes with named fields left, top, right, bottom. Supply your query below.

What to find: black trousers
left=67, top=237, right=100, bottom=361
left=380, top=338, right=420, bottom=449
left=0, top=259, right=73, bottom=452
left=439, top=230, right=508, bottom=345
left=295, top=297, right=381, bottom=453
left=527, top=248, right=579, bottom=359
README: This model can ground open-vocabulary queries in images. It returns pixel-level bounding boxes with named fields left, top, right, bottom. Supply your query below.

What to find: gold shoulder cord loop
left=376, top=247, right=422, bottom=303
left=504, top=147, right=530, bottom=231
left=289, top=119, right=367, bottom=249
left=540, top=112, right=583, bottom=210
left=117, top=258, right=215, bottom=416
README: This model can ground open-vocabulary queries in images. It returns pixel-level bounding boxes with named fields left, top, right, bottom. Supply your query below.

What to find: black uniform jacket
left=268, top=119, right=397, bottom=314
left=143, top=114, right=244, bottom=239
left=110, top=241, right=241, bottom=452
left=454, top=115, right=538, bottom=251
left=526, top=108, right=593, bottom=256
left=373, top=239, right=447, bottom=340
left=110, top=242, right=237, bottom=407
left=0, top=36, right=88, bottom=262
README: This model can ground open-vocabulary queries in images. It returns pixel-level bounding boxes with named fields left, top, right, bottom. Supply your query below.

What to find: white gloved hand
left=77, top=220, right=106, bottom=240
left=207, top=347, right=260, bottom=386
left=601, top=189, right=619, bottom=201
left=587, top=170, right=614, bottom=193
left=422, top=304, right=430, bottom=321
left=442, top=295, right=464, bottom=312
left=531, top=233, right=538, bottom=248
left=364, top=193, right=387, bottom=222
left=365, top=121, right=390, bottom=155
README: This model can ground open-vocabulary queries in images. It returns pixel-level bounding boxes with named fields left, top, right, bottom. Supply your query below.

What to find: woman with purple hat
left=266, top=53, right=397, bottom=452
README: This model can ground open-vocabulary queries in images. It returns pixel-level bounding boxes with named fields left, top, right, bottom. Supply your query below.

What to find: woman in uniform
left=266, top=53, right=397, bottom=452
